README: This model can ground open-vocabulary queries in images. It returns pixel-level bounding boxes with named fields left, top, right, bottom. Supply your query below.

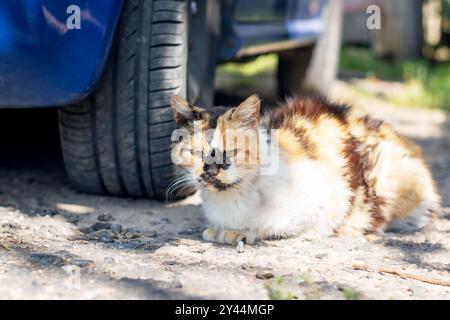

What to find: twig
left=0, top=243, right=11, bottom=251
left=352, top=263, right=450, bottom=287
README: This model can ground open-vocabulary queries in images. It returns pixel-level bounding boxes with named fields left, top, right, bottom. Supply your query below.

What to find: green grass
left=340, top=47, right=405, bottom=80
left=265, top=273, right=366, bottom=300
left=340, top=46, right=450, bottom=111
left=216, top=47, right=450, bottom=111
left=298, top=273, right=321, bottom=300
left=265, top=276, right=298, bottom=300
left=216, top=54, right=278, bottom=86
left=341, top=287, right=364, bottom=300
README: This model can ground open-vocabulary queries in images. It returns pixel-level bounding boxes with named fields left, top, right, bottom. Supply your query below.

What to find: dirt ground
left=0, top=80, right=449, bottom=300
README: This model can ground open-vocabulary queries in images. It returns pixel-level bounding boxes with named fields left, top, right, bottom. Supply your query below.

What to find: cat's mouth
left=199, top=173, right=243, bottom=191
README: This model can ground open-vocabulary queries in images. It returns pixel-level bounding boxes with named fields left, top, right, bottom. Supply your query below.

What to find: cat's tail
left=382, top=160, right=441, bottom=233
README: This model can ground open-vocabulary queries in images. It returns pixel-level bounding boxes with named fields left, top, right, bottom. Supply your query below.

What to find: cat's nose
left=204, top=163, right=220, bottom=177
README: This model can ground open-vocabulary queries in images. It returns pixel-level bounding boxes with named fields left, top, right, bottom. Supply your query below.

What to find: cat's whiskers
left=165, top=175, right=197, bottom=200
left=231, top=174, right=258, bottom=199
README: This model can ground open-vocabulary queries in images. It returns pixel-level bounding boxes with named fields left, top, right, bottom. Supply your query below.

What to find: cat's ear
left=171, top=95, right=205, bottom=126
left=232, top=94, right=261, bottom=128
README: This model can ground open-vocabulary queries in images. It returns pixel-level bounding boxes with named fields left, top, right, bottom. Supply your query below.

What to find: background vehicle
left=0, top=0, right=342, bottom=199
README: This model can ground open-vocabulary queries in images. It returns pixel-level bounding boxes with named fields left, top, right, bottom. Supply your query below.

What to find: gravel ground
left=0, top=80, right=449, bottom=299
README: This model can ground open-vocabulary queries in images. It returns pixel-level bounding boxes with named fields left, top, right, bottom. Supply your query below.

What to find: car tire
left=278, top=0, right=343, bottom=96
left=59, top=0, right=189, bottom=199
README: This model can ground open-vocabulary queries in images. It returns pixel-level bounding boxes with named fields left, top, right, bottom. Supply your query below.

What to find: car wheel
left=278, top=0, right=343, bottom=96
left=59, top=0, right=190, bottom=199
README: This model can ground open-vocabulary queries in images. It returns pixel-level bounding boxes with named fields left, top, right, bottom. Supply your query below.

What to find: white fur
left=181, top=126, right=438, bottom=241
left=200, top=130, right=353, bottom=240
left=370, top=140, right=439, bottom=233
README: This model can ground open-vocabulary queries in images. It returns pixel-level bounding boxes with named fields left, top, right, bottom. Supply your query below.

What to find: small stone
left=143, top=230, right=157, bottom=238
left=29, top=208, right=59, bottom=217
left=68, top=234, right=89, bottom=241
left=64, top=215, right=80, bottom=224
left=1, top=223, right=21, bottom=235
left=116, top=241, right=146, bottom=250
left=28, top=253, right=65, bottom=267
left=123, top=227, right=142, bottom=239
left=1, top=223, right=21, bottom=230
left=90, top=222, right=111, bottom=231
left=110, top=224, right=123, bottom=234
left=98, top=213, right=115, bottom=222
left=70, top=259, right=94, bottom=268
left=125, top=227, right=141, bottom=233
left=256, top=272, right=274, bottom=280
left=79, top=226, right=94, bottom=234
left=88, top=229, right=117, bottom=242
left=122, top=233, right=135, bottom=240
left=315, top=253, right=328, bottom=259
left=178, top=228, right=195, bottom=236
left=55, top=250, right=77, bottom=260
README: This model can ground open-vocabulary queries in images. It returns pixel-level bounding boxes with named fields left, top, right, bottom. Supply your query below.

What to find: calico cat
left=169, top=94, right=440, bottom=245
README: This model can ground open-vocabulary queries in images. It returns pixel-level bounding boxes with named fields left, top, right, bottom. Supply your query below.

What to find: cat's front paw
left=202, top=227, right=257, bottom=245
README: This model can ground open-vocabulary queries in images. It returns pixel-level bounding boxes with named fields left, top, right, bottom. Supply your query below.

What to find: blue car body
left=0, top=0, right=123, bottom=107
left=0, top=0, right=327, bottom=108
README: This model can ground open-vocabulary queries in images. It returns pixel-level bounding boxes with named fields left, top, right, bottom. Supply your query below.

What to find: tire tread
left=59, top=0, right=187, bottom=198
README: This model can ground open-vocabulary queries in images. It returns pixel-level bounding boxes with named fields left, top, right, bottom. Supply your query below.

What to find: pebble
left=90, top=222, right=112, bottom=231
left=28, top=253, right=65, bottom=267
left=110, top=224, right=123, bottom=234
left=125, top=227, right=141, bottom=233
left=88, top=230, right=117, bottom=242
left=99, top=237, right=114, bottom=243
left=28, top=208, right=59, bottom=217
left=79, top=226, right=94, bottom=234
left=64, top=215, right=80, bottom=224
left=116, top=241, right=146, bottom=250
left=178, top=228, right=194, bottom=236
left=123, top=227, right=142, bottom=239
left=70, top=259, right=94, bottom=268
left=143, top=230, right=158, bottom=238
left=1, top=223, right=21, bottom=234
left=315, top=253, right=328, bottom=259
left=55, top=250, right=78, bottom=260
left=98, top=213, right=115, bottom=222
left=255, top=272, right=274, bottom=280
left=1, top=223, right=21, bottom=230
